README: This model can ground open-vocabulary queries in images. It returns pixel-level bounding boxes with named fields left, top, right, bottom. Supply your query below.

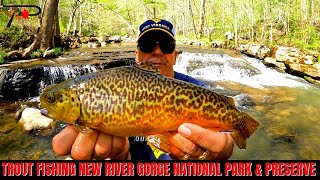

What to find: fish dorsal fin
left=134, top=61, right=160, bottom=74
left=227, top=96, right=236, bottom=106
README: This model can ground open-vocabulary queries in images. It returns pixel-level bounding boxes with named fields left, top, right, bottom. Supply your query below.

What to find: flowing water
left=0, top=43, right=319, bottom=160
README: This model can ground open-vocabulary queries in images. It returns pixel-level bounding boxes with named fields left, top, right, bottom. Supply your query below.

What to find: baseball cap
left=137, top=18, right=176, bottom=41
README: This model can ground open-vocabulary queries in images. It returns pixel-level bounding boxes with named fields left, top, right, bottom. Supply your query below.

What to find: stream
left=0, top=43, right=319, bottom=160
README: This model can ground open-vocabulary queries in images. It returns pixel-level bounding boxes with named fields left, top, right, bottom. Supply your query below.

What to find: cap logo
left=151, top=18, right=161, bottom=23
left=141, top=25, right=150, bottom=32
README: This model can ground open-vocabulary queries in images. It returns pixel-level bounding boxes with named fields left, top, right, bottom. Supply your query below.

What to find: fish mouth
left=40, top=108, right=55, bottom=119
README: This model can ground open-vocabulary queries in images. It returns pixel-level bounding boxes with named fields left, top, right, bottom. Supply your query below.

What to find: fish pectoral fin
left=146, top=133, right=174, bottom=156
left=232, top=112, right=260, bottom=150
left=73, top=121, right=93, bottom=136
left=231, top=130, right=247, bottom=149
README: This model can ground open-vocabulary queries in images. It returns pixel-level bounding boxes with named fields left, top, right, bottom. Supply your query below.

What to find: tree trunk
left=73, top=12, right=77, bottom=35
left=79, top=5, right=83, bottom=36
left=188, top=0, right=197, bottom=39
left=23, top=0, right=59, bottom=58
left=197, top=0, right=206, bottom=39
left=269, top=1, right=272, bottom=43
left=251, top=7, right=254, bottom=42
left=66, top=0, right=84, bottom=35
left=260, top=1, right=267, bottom=43
left=66, top=8, right=77, bottom=36
left=310, top=0, right=314, bottom=25
left=233, top=2, right=238, bottom=45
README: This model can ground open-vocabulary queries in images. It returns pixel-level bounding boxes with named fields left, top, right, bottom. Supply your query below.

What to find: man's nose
left=153, top=44, right=163, bottom=54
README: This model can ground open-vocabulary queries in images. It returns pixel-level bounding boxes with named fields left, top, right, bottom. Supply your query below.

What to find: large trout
left=40, top=61, right=259, bottom=152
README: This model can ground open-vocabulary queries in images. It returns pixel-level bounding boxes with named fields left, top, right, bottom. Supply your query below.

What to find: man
left=52, top=19, right=234, bottom=160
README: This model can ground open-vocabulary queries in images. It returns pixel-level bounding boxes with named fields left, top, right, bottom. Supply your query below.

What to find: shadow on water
left=0, top=42, right=320, bottom=160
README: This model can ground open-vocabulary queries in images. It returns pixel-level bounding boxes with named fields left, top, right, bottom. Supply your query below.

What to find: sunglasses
left=138, top=40, right=176, bottom=54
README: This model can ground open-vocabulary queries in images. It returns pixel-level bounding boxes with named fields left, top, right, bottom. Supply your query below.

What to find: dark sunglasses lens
left=159, top=41, right=175, bottom=54
left=138, top=40, right=175, bottom=54
left=138, top=41, right=155, bottom=53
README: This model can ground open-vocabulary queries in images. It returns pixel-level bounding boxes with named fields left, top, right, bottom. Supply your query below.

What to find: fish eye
left=46, top=93, right=55, bottom=103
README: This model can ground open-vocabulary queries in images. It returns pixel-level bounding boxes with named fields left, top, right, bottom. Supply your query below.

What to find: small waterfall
left=175, top=52, right=312, bottom=88
left=0, top=57, right=135, bottom=101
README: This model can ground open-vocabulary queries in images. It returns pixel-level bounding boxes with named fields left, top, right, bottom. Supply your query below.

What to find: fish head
left=40, top=82, right=81, bottom=124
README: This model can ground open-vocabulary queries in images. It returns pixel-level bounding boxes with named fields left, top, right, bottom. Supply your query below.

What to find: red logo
left=21, top=8, right=29, bottom=19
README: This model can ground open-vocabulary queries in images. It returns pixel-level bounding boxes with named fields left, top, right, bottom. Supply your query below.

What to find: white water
left=175, top=52, right=312, bottom=89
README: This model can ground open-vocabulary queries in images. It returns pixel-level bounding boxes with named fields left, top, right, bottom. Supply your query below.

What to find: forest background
left=0, top=0, right=319, bottom=62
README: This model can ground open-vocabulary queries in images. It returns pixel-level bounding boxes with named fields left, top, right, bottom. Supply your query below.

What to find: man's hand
left=169, top=123, right=234, bottom=160
left=52, top=125, right=130, bottom=160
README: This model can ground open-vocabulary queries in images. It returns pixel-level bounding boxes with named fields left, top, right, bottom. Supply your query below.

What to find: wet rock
left=266, top=126, right=296, bottom=143
left=14, top=104, right=28, bottom=120
left=1, top=67, right=43, bottom=101
left=18, top=107, right=54, bottom=133
left=0, top=56, right=135, bottom=101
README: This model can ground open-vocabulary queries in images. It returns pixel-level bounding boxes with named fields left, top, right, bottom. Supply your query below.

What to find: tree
left=23, top=0, right=60, bottom=58
left=197, top=0, right=206, bottom=39
left=66, top=0, right=85, bottom=36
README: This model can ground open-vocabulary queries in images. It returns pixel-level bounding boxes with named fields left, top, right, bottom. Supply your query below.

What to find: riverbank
left=1, top=34, right=320, bottom=88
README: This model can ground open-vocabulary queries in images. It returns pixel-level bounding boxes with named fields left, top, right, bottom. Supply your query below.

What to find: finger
left=52, top=125, right=78, bottom=156
left=170, top=133, right=204, bottom=157
left=110, top=136, right=130, bottom=160
left=92, top=132, right=112, bottom=160
left=200, top=133, right=234, bottom=160
left=115, top=141, right=130, bottom=160
left=214, top=133, right=234, bottom=160
left=178, top=123, right=230, bottom=153
left=167, top=144, right=186, bottom=159
left=71, top=130, right=99, bottom=160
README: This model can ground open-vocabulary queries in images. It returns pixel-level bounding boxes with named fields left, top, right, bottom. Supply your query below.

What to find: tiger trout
left=40, top=61, right=259, bottom=152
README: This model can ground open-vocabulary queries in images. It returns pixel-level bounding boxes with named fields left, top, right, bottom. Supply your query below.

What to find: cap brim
left=137, top=28, right=176, bottom=42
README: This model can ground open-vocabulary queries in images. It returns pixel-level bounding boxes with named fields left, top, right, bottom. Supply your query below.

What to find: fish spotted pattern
left=40, top=62, right=260, bottom=152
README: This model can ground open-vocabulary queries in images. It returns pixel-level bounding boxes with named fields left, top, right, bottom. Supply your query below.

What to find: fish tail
left=232, top=112, right=260, bottom=149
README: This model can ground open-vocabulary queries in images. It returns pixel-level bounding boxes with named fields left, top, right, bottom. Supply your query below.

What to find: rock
left=1, top=68, right=44, bottom=101
left=266, top=125, right=296, bottom=143
left=18, top=107, right=54, bottom=132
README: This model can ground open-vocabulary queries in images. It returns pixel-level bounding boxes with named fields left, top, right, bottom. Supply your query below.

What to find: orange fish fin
left=73, top=121, right=93, bottom=136
left=232, top=112, right=260, bottom=149
left=231, top=131, right=246, bottom=149
left=146, top=133, right=173, bottom=154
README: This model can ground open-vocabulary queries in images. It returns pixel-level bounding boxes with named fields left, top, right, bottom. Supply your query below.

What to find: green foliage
left=0, top=14, right=10, bottom=28
left=305, top=26, right=320, bottom=50
left=1, top=0, right=320, bottom=57
left=0, top=51, right=6, bottom=63
left=279, top=24, right=320, bottom=51
left=30, top=49, right=44, bottom=59
left=59, top=19, right=67, bottom=33
left=52, top=47, right=62, bottom=56
left=0, top=26, right=27, bottom=49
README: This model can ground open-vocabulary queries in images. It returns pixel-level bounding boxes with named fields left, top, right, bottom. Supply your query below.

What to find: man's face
left=135, top=31, right=178, bottom=78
